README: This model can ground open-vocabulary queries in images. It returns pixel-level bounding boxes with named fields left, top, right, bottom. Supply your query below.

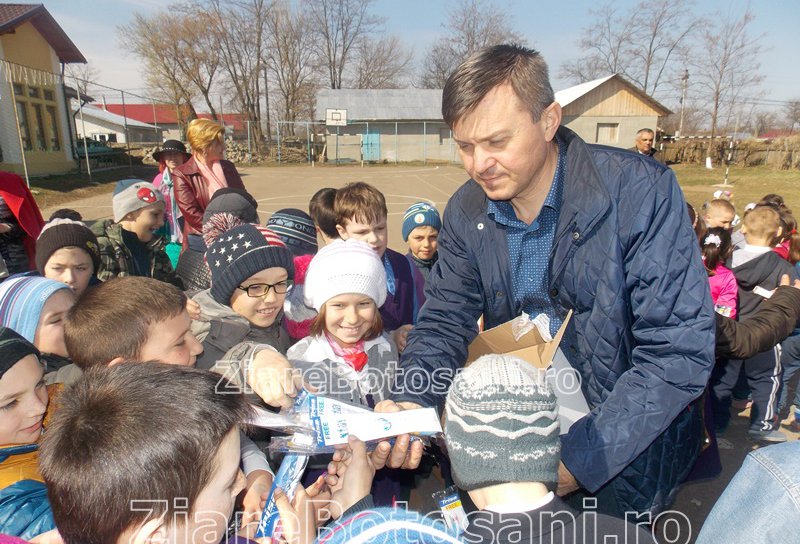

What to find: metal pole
left=277, top=122, right=281, bottom=164
left=449, top=128, right=454, bottom=163
left=247, top=120, right=252, bottom=164
left=306, top=123, right=311, bottom=165
left=8, top=81, right=30, bottom=187
left=336, top=125, right=339, bottom=166
left=73, top=77, right=92, bottom=183
left=423, top=121, right=427, bottom=164
left=151, top=100, right=159, bottom=142
left=678, top=69, right=688, bottom=138
left=395, top=122, right=398, bottom=164
left=120, top=90, right=133, bottom=174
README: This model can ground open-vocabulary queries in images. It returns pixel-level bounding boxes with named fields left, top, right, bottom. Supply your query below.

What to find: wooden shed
left=556, top=74, right=672, bottom=149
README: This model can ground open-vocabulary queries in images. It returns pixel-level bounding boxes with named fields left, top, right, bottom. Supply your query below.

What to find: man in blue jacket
left=378, top=44, right=715, bottom=517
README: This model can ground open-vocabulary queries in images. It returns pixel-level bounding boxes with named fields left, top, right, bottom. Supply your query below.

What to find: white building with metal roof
left=75, top=105, right=160, bottom=144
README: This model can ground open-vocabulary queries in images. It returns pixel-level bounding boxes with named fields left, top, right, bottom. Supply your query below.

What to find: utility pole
left=678, top=69, right=689, bottom=138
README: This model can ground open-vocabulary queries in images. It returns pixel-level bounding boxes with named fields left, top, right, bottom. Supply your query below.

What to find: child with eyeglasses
left=191, top=223, right=295, bottom=370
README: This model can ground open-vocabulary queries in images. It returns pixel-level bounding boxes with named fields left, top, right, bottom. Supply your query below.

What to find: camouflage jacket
left=91, top=219, right=183, bottom=288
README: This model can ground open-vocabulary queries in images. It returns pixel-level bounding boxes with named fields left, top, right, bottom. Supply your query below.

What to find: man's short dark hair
left=309, top=187, right=339, bottom=239
left=636, top=128, right=655, bottom=137
left=64, top=277, right=187, bottom=369
left=39, top=363, right=250, bottom=544
left=442, top=43, right=554, bottom=128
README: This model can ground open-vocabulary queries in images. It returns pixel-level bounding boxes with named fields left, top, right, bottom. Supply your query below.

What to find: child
left=0, top=327, right=55, bottom=540
left=318, top=355, right=656, bottom=544
left=773, top=207, right=800, bottom=264
left=703, top=199, right=736, bottom=230
left=717, top=205, right=799, bottom=442
left=268, top=208, right=319, bottom=341
left=334, top=182, right=425, bottom=333
left=192, top=223, right=295, bottom=369
left=402, top=202, right=441, bottom=282
left=309, top=187, right=339, bottom=245
left=152, top=139, right=191, bottom=267
left=702, top=227, right=737, bottom=319
left=0, top=276, right=74, bottom=375
left=288, top=238, right=397, bottom=407
left=35, top=218, right=100, bottom=297
left=93, top=179, right=182, bottom=288
left=61, top=275, right=272, bottom=523
left=38, top=362, right=262, bottom=544
left=0, top=172, right=44, bottom=278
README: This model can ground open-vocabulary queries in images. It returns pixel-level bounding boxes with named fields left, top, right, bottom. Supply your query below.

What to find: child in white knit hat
left=287, top=238, right=397, bottom=408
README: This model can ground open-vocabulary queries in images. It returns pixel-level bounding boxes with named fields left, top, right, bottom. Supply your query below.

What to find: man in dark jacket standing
left=628, top=128, right=665, bottom=164
left=377, top=44, right=715, bottom=518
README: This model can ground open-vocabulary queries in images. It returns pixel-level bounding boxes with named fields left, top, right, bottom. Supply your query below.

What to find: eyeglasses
left=236, top=280, right=293, bottom=298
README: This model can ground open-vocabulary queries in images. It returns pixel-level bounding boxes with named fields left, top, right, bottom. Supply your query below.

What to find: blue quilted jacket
left=395, top=127, right=715, bottom=515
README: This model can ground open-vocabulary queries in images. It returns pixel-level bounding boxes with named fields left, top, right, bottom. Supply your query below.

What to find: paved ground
left=43, top=163, right=799, bottom=543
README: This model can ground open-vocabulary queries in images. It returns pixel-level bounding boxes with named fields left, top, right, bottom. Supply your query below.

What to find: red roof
left=759, top=129, right=795, bottom=139
left=99, top=105, right=247, bottom=132
left=0, top=4, right=85, bottom=63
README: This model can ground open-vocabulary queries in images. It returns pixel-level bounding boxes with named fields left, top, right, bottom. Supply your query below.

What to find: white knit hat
left=303, top=239, right=387, bottom=311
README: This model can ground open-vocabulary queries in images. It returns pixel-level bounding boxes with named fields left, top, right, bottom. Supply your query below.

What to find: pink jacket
left=708, top=264, right=737, bottom=319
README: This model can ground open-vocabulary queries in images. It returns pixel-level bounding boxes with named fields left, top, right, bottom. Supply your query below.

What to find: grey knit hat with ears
left=444, top=354, right=560, bottom=491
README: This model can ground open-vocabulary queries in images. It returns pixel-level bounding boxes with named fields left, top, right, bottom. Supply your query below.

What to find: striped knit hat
left=444, top=354, right=560, bottom=491
left=0, top=276, right=71, bottom=343
left=0, top=326, right=40, bottom=378
left=35, top=218, right=101, bottom=274
left=402, top=202, right=442, bottom=241
left=267, top=208, right=318, bottom=257
left=207, top=223, right=294, bottom=305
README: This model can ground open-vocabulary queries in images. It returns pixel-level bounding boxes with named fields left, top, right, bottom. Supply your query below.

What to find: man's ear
left=107, top=356, right=126, bottom=367
left=543, top=102, right=562, bottom=141
left=336, top=224, right=348, bottom=239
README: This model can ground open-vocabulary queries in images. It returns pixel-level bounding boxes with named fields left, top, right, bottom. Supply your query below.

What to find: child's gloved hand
left=325, top=436, right=377, bottom=519
left=247, top=349, right=305, bottom=410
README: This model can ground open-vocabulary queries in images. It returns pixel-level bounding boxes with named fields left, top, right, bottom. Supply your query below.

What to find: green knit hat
left=444, top=354, right=560, bottom=491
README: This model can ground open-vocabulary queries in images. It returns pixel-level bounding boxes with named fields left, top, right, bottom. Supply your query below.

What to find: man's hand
left=325, top=436, right=377, bottom=519
left=392, top=324, right=414, bottom=353
left=778, top=274, right=800, bottom=289
left=247, top=349, right=304, bottom=409
left=0, top=223, right=11, bottom=234
left=556, top=461, right=580, bottom=496
left=240, top=470, right=273, bottom=526
left=371, top=400, right=425, bottom=469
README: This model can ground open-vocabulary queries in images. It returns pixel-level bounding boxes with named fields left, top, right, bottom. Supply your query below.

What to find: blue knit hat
left=321, top=507, right=461, bottom=544
left=267, top=208, right=318, bottom=257
left=0, top=276, right=71, bottom=342
left=402, top=202, right=442, bottom=241
left=207, top=224, right=295, bottom=305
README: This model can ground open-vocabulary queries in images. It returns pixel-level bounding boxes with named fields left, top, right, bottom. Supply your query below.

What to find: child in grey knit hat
left=446, top=354, right=656, bottom=544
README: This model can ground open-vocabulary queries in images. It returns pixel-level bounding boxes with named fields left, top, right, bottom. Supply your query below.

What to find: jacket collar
left=176, top=155, right=200, bottom=176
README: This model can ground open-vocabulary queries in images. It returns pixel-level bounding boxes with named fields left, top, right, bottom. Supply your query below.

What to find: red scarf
left=324, top=331, right=368, bottom=372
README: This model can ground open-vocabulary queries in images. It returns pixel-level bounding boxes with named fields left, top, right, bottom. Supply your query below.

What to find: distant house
left=75, top=105, right=159, bottom=143
left=99, top=104, right=247, bottom=142
left=315, top=89, right=452, bottom=163
left=315, top=75, right=671, bottom=163
left=556, top=74, right=672, bottom=148
left=0, top=4, right=86, bottom=176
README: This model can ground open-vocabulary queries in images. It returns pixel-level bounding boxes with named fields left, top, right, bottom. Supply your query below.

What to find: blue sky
left=41, top=0, right=799, bottom=109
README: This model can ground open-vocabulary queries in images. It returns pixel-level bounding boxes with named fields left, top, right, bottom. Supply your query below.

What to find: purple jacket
left=380, top=248, right=425, bottom=331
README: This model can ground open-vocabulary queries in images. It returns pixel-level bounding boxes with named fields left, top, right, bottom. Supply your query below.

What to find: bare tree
left=65, top=63, right=100, bottom=100
left=419, top=0, right=526, bottom=89
left=785, top=99, right=800, bottom=133
left=353, top=35, right=413, bottom=88
left=560, top=0, right=700, bottom=100
left=306, top=0, right=382, bottom=89
left=118, top=12, right=203, bottom=119
left=206, top=0, right=268, bottom=145
left=687, top=9, right=764, bottom=140
left=266, top=1, right=320, bottom=133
